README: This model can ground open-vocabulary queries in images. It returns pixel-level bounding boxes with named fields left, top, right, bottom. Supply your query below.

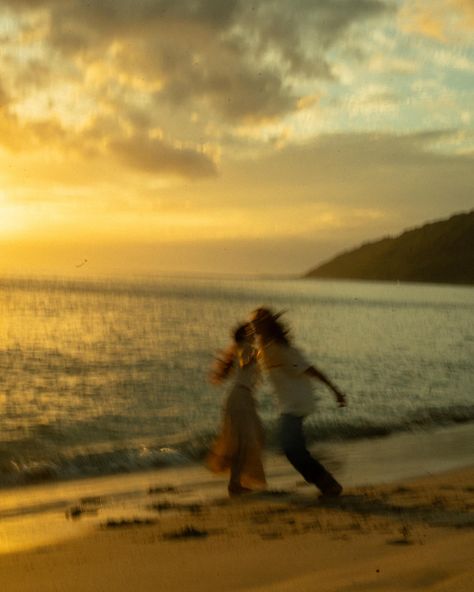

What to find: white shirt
left=258, top=341, right=316, bottom=416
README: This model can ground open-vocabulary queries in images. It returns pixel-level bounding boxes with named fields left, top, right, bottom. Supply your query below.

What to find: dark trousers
left=279, top=414, right=340, bottom=493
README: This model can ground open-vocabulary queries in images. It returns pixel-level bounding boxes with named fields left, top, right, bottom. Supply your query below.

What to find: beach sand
left=0, top=465, right=472, bottom=592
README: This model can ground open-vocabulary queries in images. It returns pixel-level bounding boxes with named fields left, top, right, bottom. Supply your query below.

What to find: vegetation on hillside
left=305, top=211, right=474, bottom=285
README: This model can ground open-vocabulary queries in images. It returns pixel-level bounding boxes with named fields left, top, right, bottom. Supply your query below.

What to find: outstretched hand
left=335, top=391, right=347, bottom=408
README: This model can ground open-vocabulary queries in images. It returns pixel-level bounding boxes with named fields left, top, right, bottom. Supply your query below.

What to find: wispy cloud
left=110, top=133, right=218, bottom=179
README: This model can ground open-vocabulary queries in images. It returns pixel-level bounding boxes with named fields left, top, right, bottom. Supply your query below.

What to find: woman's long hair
left=209, top=323, right=249, bottom=385
left=251, top=307, right=290, bottom=345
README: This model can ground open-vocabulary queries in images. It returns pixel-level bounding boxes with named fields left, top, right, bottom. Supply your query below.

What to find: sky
left=0, top=0, right=473, bottom=277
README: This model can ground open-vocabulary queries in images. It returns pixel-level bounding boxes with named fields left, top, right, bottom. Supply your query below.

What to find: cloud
left=0, top=102, right=217, bottom=181
left=109, top=133, right=218, bottom=179
left=368, top=55, right=418, bottom=74
left=157, top=52, right=297, bottom=123
left=345, top=84, right=400, bottom=116
left=293, top=130, right=472, bottom=174
left=3, top=0, right=394, bottom=125
left=246, top=0, right=394, bottom=54
left=430, top=48, right=474, bottom=72
left=452, top=0, right=474, bottom=26
left=12, top=58, right=54, bottom=91
left=225, top=129, right=474, bottom=219
left=0, top=79, right=10, bottom=109
left=0, top=106, right=81, bottom=154
left=3, top=127, right=472, bottom=275
left=399, top=0, right=474, bottom=41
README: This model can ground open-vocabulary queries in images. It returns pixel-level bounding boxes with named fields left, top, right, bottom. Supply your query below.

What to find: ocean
left=1, top=274, right=473, bottom=490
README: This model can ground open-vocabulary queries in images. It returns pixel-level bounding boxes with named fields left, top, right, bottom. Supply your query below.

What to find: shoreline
left=1, top=422, right=473, bottom=558
left=0, top=465, right=472, bottom=591
left=2, top=420, right=473, bottom=495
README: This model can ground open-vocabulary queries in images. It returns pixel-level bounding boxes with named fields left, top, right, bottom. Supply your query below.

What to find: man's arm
left=304, top=365, right=347, bottom=407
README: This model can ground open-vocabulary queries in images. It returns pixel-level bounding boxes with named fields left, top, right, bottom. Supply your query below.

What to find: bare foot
left=228, top=484, right=253, bottom=497
left=320, top=480, right=343, bottom=498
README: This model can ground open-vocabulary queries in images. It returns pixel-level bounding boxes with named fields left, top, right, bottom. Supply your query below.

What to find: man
left=251, top=307, right=347, bottom=497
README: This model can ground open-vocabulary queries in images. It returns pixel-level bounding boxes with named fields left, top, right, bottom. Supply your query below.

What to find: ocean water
left=0, top=275, right=473, bottom=489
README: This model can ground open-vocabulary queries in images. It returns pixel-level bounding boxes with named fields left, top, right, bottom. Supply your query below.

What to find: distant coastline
left=305, top=210, right=474, bottom=286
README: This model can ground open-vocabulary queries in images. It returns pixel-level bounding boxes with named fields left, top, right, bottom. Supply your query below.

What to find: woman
left=251, top=307, right=346, bottom=497
left=207, top=323, right=266, bottom=496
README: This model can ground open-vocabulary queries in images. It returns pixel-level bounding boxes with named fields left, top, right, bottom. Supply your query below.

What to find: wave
left=1, top=404, right=473, bottom=489
left=0, top=442, right=197, bottom=489
left=303, top=404, right=474, bottom=443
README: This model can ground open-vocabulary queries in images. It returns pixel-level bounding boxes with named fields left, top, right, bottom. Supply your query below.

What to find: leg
left=228, top=454, right=241, bottom=492
left=279, top=414, right=342, bottom=495
left=228, top=442, right=252, bottom=496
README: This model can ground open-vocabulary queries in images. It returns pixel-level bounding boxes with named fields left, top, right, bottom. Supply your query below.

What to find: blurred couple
left=207, top=308, right=347, bottom=497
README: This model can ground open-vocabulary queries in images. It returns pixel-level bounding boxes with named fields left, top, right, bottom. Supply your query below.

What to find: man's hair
left=251, top=307, right=290, bottom=345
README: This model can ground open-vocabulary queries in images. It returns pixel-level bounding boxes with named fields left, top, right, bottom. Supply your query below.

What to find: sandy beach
left=1, top=462, right=472, bottom=592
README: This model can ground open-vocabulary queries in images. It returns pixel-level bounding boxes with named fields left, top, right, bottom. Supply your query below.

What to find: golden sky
left=0, top=0, right=473, bottom=276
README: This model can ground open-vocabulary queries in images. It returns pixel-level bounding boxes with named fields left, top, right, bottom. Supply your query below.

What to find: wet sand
left=0, top=464, right=473, bottom=592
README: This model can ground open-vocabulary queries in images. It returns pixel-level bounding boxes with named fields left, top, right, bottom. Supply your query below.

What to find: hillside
left=305, top=210, right=474, bottom=285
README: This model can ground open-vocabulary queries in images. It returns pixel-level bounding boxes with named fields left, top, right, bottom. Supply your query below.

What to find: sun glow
left=0, top=192, right=30, bottom=236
